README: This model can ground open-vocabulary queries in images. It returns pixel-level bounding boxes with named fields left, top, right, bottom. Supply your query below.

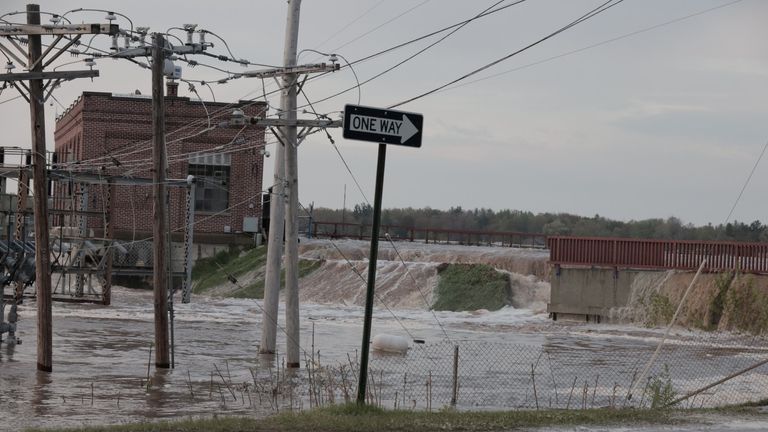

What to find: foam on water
left=297, top=239, right=551, bottom=314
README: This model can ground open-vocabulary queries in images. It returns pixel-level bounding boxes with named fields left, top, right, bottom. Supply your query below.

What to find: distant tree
left=306, top=205, right=768, bottom=243
left=543, top=218, right=571, bottom=236
left=353, top=203, right=373, bottom=221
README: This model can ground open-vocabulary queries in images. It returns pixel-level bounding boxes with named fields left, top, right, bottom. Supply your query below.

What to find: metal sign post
left=342, top=104, right=423, bottom=404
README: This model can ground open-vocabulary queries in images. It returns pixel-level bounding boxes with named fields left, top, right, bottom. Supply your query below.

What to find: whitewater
left=2, top=239, right=768, bottom=431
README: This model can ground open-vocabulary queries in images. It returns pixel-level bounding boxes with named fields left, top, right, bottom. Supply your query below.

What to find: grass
left=192, top=245, right=266, bottom=293
left=24, top=404, right=693, bottom=432
left=431, top=263, right=510, bottom=312
left=722, top=275, right=768, bottom=334
left=191, top=244, right=322, bottom=299
left=708, top=272, right=734, bottom=329
left=232, top=259, right=323, bottom=299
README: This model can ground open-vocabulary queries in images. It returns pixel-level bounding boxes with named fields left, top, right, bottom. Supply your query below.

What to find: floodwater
left=1, top=282, right=768, bottom=430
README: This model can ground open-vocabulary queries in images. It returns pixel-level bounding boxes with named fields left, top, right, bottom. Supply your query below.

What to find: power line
left=327, top=0, right=434, bottom=55
left=724, top=138, right=768, bottom=226
left=389, top=0, right=626, bottom=109
left=46, top=1, right=531, bottom=166
left=294, top=0, right=528, bottom=111
left=384, top=233, right=453, bottom=343
left=436, top=0, right=745, bottom=95
left=309, top=0, right=387, bottom=52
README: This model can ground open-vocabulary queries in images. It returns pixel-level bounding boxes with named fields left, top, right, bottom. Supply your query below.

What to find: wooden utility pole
left=151, top=33, right=170, bottom=369
left=0, top=4, right=115, bottom=369
left=282, top=0, right=302, bottom=368
left=27, top=4, right=53, bottom=372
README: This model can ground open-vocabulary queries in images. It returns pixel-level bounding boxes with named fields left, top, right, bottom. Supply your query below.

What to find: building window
left=188, top=153, right=231, bottom=212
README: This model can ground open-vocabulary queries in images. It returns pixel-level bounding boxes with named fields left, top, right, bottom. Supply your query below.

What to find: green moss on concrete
left=233, top=259, right=323, bottom=299
left=432, top=263, right=509, bottom=312
left=192, top=246, right=267, bottom=293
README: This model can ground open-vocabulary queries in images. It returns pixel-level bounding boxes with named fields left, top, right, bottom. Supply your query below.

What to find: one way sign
left=343, top=104, right=423, bottom=148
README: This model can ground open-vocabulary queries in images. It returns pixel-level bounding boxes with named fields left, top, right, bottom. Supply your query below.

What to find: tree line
left=309, top=204, right=768, bottom=243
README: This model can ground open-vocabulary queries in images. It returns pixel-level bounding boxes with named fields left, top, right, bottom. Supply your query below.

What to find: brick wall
left=52, top=91, right=267, bottom=239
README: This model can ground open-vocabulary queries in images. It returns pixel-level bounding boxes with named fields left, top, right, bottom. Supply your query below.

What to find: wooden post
left=451, top=345, right=459, bottom=406
left=151, top=33, right=170, bottom=369
left=27, top=4, right=54, bottom=372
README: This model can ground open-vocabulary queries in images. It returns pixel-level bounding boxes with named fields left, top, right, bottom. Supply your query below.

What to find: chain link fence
left=364, top=337, right=768, bottom=411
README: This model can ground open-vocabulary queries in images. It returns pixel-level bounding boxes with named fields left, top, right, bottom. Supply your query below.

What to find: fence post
left=451, top=345, right=459, bottom=406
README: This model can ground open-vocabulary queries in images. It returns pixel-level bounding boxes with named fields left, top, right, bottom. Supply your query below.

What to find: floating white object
left=372, top=334, right=409, bottom=354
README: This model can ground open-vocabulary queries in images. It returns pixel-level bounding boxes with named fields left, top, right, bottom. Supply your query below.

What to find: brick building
left=52, top=83, right=267, bottom=244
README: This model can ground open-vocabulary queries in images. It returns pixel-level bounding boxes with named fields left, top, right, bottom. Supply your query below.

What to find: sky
left=1, top=0, right=767, bottom=227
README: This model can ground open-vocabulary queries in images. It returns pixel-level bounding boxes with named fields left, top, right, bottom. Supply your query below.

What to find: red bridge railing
left=548, top=236, right=768, bottom=273
left=309, top=221, right=547, bottom=248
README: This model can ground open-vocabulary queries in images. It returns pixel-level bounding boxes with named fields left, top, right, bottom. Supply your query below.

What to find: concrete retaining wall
left=548, top=266, right=658, bottom=321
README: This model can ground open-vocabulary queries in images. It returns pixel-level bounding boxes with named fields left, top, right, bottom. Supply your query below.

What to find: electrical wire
left=182, top=80, right=211, bottom=129
left=384, top=233, right=453, bottom=343
left=724, top=138, right=768, bottom=226
left=297, top=91, right=447, bottom=343
left=294, top=0, right=527, bottom=111
left=276, top=0, right=530, bottom=102
left=299, top=49, right=362, bottom=105
left=310, top=0, right=387, bottom=52
left=213, top=259, right=314, bottom=359
left=0, top=95, right=23, bottom=105
left=324, top=234, right=418, bottom=342
left=61, top=8, right=133, bottom=33
left=328, top=0, right=433, bottom=55
left=199, top=29, right=281, bottom=68
left=0, top=9, right=73, bottom=25
left=436, top=0, right=745, bottom=94
left=299, top=87, right=370, bottom=204
left=389, top=0, right=626, bottom=109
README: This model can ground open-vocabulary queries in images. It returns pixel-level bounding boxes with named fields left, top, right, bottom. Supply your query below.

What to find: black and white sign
left=343, top=104, right=423, bottom=148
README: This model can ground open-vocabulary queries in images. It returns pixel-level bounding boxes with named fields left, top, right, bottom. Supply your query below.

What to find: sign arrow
left=399, top=115, right=418, bottom=144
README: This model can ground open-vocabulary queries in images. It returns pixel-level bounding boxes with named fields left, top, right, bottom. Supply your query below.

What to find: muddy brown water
left=2, top=287, right=768, bottom=431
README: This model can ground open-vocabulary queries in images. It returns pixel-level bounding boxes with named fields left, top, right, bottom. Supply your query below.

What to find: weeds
left=646, top=365, right=676, bottom=409
left=644, top=292, right=674, bottom=327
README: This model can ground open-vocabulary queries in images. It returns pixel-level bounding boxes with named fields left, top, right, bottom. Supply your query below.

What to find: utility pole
left=260, top=0, right=301, bottom=358
left=0, top=4, right=117, bottom=371
left=27, top=4, right=53, bottom=372
left=282, top=0, right=302, bottom=369
left=151, top=33, right=170, bottom=369
left=230, top=27, right=338, bottom=360
left=260, top=120, right=286, bottom=353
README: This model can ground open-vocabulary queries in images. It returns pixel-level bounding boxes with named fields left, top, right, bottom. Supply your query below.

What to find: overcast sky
left=1, top=0, right=766, bottom=226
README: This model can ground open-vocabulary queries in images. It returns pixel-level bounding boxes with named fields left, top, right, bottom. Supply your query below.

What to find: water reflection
left=32, top=370, right=53, bottom=416
left=1, top=287, right=767, bottom=431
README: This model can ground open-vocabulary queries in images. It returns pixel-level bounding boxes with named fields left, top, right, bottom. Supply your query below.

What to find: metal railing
left=308, top=221, right=547, bottom=248
left=548, top=236, right=768, bottom=273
